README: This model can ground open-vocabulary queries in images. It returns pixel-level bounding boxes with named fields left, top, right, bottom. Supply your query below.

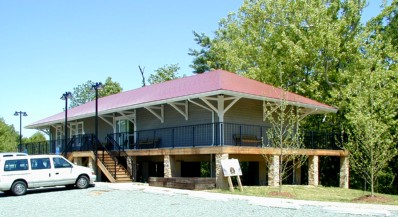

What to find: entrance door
left=70, top=122, right=84, bottom=150
left=115, top=119, right=134, bottom=149
left=55, top=126, right=64, bottom=154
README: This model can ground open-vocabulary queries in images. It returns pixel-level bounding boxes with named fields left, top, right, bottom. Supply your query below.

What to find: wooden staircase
left=67, top=151, right=132, bottom=183
left=99, top=151, right=132, bottom=183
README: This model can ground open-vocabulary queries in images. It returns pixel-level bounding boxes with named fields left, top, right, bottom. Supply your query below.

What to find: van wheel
left=76, top=175, right=89, bottom=189
left=11, top=181, right=27, bottom=196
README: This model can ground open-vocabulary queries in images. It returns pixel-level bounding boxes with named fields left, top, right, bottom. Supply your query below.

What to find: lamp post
left=14, top=111, right=28, bottom=152
left=60, top=92, right=73, bottom=153
left=91, top=82, right=103, bottom=181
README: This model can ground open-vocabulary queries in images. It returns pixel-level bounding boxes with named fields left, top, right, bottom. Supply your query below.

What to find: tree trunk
left=371, top=172, right=374, bottom=197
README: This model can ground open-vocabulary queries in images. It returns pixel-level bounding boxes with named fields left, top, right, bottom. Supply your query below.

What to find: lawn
left=209, top=185, right=398, bottom=206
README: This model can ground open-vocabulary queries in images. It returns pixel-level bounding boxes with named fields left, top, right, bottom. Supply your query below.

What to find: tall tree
left=0, top=118, right=18, bottom=152
left=148, top=64, right=182, bottom=85
left=70, top=77, right=123, bottom=108
left=340, top=6, right=398, bottom=196
left=189, top=0, right=365, bottom=107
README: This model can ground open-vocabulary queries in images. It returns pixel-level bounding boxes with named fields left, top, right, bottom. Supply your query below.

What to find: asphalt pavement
left=1, top=182, right=398, bottom=217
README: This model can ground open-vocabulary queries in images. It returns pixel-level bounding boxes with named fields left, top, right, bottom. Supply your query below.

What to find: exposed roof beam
left=168, top=101, right=188, bottom=120
left=145, top=105, right=164, bottom=123
left=118, top=110, right=136, bottom=125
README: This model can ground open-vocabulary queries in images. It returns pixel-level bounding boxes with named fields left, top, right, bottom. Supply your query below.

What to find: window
left=53, top=157, right=72, bottom=168
left=31, top=158, right=51, bottom=170
left=4, top=159, right=29, bottom=171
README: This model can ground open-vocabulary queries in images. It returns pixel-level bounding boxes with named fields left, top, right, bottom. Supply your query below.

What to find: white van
left=0, top=154, right=96, bottom=196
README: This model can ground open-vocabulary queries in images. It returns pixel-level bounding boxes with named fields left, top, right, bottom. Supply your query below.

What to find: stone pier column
left=164, top=155, right=172, bottom=178
left=215, top=154, right=229, bottom=189
left=308, top=156, right=319, bottom=186
left=127, top=156, right=137, bottom=181
left=87, top=157, right=94, bottom=170
left=268, top=155, right=280, bottom=186
left=164, top=155, right=180, bottom=178
left=339, top=156, right=349, bottom=189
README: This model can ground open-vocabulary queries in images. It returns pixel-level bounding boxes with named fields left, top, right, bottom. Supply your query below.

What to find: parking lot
left=1, top=183, right=398, bottom=217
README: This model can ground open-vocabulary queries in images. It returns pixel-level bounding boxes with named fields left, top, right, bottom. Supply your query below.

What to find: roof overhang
left=26, top=89, right=337, bottom=129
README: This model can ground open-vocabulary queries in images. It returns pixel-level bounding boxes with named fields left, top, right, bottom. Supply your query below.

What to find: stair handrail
left=105, top=135, right=133, bottom=179
left=93, top=136, right=119, bottom=179
left=62, top=137, right=76, bottom=157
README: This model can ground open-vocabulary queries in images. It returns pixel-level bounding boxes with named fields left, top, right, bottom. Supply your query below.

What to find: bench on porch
left=135, top=137, right=161, bottom=149
left=233, top=134, right=262, bottom=146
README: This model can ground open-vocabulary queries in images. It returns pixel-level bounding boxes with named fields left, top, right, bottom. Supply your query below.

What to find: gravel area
left=1, top=183, right=398, bottom=217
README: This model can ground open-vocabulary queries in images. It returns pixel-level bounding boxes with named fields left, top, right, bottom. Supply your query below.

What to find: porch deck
left=19, top=122, right=342, bottom=155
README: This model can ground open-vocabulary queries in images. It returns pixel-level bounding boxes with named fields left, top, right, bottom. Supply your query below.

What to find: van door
left=29, top=157, right=53, bottom=187
left=51, top=156, right=76, bottom=185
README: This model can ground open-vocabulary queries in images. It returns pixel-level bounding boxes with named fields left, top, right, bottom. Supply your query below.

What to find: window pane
left=53, top=157, right=72, bottom=168
left=31, top=158, right=51, bottom=170
left=4, top=159, right=28, bottom=171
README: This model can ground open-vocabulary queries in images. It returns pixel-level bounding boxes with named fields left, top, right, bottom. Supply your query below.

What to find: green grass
left=208, top=185, right=398, bottom=206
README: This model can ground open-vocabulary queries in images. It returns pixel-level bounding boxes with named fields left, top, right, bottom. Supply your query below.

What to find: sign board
left=221, top=159, right=242, bottom=177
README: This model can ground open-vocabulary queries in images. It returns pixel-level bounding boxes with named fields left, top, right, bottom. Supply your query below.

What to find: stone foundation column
left=293, top=160, right=302, bottom=185
left=268, top=155, right=280, bottom=186
left=308, top=156, right=319, bottom=186
left=164, top=155, right=172, bottom=178
left=215, top=154, right=229, bottom=189
left=127, top=156, right=137, bottom=181
left=339, top=156, right=349, bottom=189
left=259, top=160, right=267, bottom=186
left=164, top=155, right=180, bottom=178
left=87, top=157, right=94, bottom=170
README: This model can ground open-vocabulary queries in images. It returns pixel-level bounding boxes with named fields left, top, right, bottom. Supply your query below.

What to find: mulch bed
left=352, top=195, right=392, bottom=203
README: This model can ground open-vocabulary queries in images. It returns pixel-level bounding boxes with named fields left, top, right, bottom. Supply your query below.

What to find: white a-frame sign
left=221, top=159, right=243, bottom=192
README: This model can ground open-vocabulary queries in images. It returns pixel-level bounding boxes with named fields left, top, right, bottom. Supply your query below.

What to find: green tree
left=148, top=64, right=182, bottom=85
left=341, top=14, right=398, bottom=196
left=26, top=132, right=46, bottom=143
left=0, top=118, right=18, bottom=152
left=189, top=0, right=365, bottom=106
left=70, top=77, right=123, bottom=108
left=368, top=0, right=398, bottom=50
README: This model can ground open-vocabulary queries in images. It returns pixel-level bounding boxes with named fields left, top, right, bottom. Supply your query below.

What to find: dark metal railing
left=303, top=130, right=343, bottom=150
left=19, top=122, right=343, bottom=155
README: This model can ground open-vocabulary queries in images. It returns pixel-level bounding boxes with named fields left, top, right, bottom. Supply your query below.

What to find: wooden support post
left=237, top=176, right=243, bottom=192
left=227, top=176, right=234, bottom=192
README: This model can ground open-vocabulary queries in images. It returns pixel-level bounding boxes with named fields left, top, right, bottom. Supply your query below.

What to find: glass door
left=69, top=122, right=84, bottom=150
left=116, top=119, right=134, bottom=149
left=55, top=126, right=63, bottom=154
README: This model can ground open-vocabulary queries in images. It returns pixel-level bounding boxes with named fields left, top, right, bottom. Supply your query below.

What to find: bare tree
left=262, top=89, right=307, bottom=192
left=138, top=65, right=146, bottom=87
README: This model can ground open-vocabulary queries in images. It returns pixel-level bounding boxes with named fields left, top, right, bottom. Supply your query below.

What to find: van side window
left=4, top=159, right=29, bottom=171
left=31, top=158, right=51, bottom=170
left=53, top=157, right=72, bottom=168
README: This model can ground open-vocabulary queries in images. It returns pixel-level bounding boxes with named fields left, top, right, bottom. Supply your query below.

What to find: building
left=25, top=70, right=349, bottom=189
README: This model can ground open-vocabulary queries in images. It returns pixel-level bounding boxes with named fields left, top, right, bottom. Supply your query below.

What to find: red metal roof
left=27, top=70, right=336, bottom=128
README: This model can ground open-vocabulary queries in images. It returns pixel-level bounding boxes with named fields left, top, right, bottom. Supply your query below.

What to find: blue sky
left=0, top=0, right=389, bottom=138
